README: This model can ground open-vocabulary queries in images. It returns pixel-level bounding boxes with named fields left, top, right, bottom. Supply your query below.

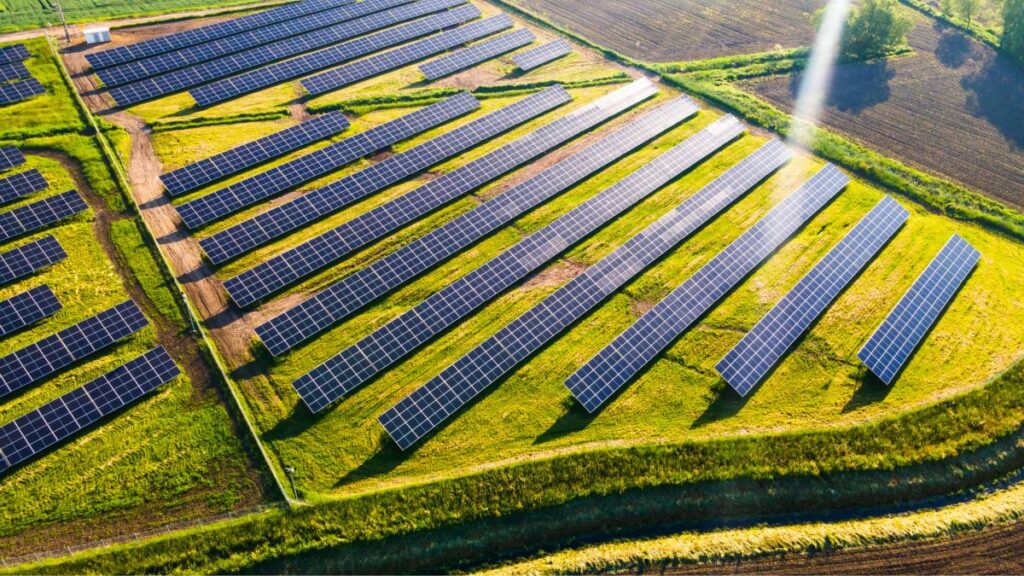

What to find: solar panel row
left=0, top=62, right=31, bottom=83
left=0, top=285, right=61, bottom=338
left=261, top=94, right=697, bottom=357
left=0, top=236, right=65, bottom=286
left=292, top=110, right=739, bottom=411
left=190, top=2, right=478, bottom=106
left=109, top=0, right=467, bottom=106
left=87, top=0, right=350, bottom=69
left=0, top=191, right=87, bottom=242
left=0, top=79, right=45, bottom=106
left=0, top=347, right=179, bottom=476
left=0, top=45, right=30, bottom=65
left=717, top=196, right=909, bottom=396
left=0, top=169, right=48, bottom=205
left=512, top=39, right=571, bottom=71
left=200, top=85, right=571, bottom=265
left=563, top=164, right=849, bottom=414
left=0, top=300, right=149, bottom=399
left=98, top=0, right=414, bottom=87
left=0, top=146, right=25, bottom=172
left=858, top=234, right=979, bottom=385
left=419, top=28, right=535, bottom=80
left=301, top=14, right=515, bottom=96
left=161, top=112, right=350, bottom=197
left=225, top=78, right=657, bottom=308
left=177, top=91, right=478, bottom=229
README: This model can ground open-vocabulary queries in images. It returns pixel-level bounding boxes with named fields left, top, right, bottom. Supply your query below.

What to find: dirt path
left=664, top=520, right=1024, bottom=575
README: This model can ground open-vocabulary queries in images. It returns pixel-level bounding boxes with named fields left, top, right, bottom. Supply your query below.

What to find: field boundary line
left=45, top=33, right=294, bottom=507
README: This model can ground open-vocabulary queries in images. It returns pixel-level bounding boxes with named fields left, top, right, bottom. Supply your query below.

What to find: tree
left=941, top=0, right=955, bottom=16
left=837, top=0, right=915, bottom=59
left=956, top=0, right=983, bottom=27
left=1006, top=0, right=1024, bottom=63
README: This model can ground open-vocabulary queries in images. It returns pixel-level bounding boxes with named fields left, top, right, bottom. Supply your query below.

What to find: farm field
left=0, top=38, right=269, bottom=559
left=0, top=0, right=275, bottom=34
left=63, top=0, right=1023, bottom=501
left=3, top=0, right=1024, bottom=570
left=509, top=0, right=824, bottom=62
left=742, top=10, right=1024, bottom=210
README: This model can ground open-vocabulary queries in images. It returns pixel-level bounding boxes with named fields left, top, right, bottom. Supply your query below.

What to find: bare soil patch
left=510, top=0, right=823, bottom=62
left=744, top=17, right=1024, bottom=210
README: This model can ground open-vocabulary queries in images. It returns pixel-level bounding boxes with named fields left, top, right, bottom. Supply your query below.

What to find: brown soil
left=521, top=258, right=585, bottom=289
left=662, top=520, right=1024, bottom=575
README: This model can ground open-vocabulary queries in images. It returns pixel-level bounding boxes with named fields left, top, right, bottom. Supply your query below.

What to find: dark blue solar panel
left=0, top=300, right=149, bottom=399
left=177, top=92, right=478, bottom=229
left=858, top=233, right=979, bottom=385
left=301, top=14, right=514, bottom=96
left=512, top=39, right=571, bottom=71
left=419, top=28, right=535, bottom=80
left=0, top=79, right=44, bottom=105
left=161, top=112, right=349, bottom=197
left=565, top=165, right=849, bottom=411
left=86, top=0, right=350, bottom=69
left=108, top=0, right=466, bottom=106
left=0, top=191, right=88, bottom=242
left=0, top=347, right=179, bottom=476
left=225, top=78, right=657, bottom=308
left=0, top=146, right=25, bottom=173
left=97, top=0, right=414, bottom=87
left=0, top=62, right=31, bottom=82
left=292, top=110, right=742, bottom=410
left=201, top=85, right=571, bottom=264
left=190, top=3, right=478, bottom=107
left=0, top=236, right=66, bottom=286
left=0, top=285, right=61, bottom=338
left=262, top=95, right=699, bottom=358
left=717, top=195, right=909, bottom=396
left=0, top=45, right=29, bottom=65
left=0, top=169, right=48, bottom=205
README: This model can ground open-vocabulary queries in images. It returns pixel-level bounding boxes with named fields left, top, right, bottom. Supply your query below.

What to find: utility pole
left=53, top=0, right=71, bottom=43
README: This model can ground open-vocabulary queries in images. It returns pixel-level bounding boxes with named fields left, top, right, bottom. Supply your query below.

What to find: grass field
left=742, top=10, right=1024, bottom=210
left=0, top=0, right=275, bottom=33
left=0, top=38, right=269, bottom=557
left=128, top=6, right=1024, bottom=501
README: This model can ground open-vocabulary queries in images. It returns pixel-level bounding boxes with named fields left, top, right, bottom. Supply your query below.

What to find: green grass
left=0, top=0, right=279, bottom=33
left=110, top=218, right=186, bottom=329
left=0, top=38, right=84, bottom=139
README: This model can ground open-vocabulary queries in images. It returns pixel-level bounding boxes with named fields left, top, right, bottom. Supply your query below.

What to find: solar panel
left=0, top=285, right=61, bottom=338
left=161, top=112, right=350, bottom=197
left=261, top=95, right=700, bottom=357
left=564, top=165, right=849, bottom=411
left=419, top=28, right=535, bottom=80
left=177, top=92, right=477, bottom=229
left=190, top=3, right=479, bottom=107
left=225, top=78, right=657, bottom=307
left=0, top=170, right=48, bottom=205
left=0, top=146, right=25, bottom=172
left=301, top=14, right=514, bottom=97
left=97, top=0, right=415, bottom=87
left=858, top=234, right=979, bottom=385
left=0, top=191, right=88, bottom=242
left=512, top=39, right=571, bottom=72
left=87, top=0, right=351, bottom=69
left=0, top=79, right=45, bottom=106
left=0, top=62, right=31, bottom=82
left=291, top=112, right=740, bottom=409
left=0, top=347, right=179, bottom=476
left=716, top=196, right=909, bottom=396
left=201, top=85, right=571, bottom=264
left=108, top=0, right=467, bottom=107
left=0, top=300, right=149, bottom=399
left=0, top=236, right=66, bottom=286
left=0, top=45, right=30, bottom=65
